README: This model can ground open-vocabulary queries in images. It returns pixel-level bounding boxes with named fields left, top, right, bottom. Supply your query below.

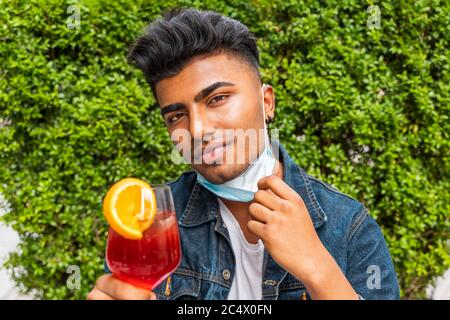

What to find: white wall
left=0, top=224, right=33, bottom=299
left=0, top=193, right=32, bottom=299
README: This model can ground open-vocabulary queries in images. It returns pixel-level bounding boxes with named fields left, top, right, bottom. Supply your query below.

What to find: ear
left=262, top=84, right=275, bottom=122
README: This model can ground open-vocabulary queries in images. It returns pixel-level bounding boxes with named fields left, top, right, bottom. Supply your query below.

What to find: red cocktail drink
left=105, top=182, right=181, bottom=291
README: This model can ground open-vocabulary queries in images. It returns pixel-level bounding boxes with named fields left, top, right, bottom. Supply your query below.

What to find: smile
left=202, top=141, right=232, bottom=164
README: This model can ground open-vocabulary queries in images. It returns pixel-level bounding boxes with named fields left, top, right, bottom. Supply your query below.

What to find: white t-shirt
left=218, top=198, right=265, bottom=300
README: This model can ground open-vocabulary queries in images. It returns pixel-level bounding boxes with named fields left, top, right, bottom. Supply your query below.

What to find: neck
left=220, top=159, right=284, bottom=244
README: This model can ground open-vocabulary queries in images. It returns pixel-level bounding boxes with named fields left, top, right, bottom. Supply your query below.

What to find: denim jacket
left=105, top=141, right=400, bottom=300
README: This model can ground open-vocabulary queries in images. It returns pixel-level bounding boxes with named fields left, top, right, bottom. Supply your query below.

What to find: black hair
left=127, top=8, right=261, bottom=96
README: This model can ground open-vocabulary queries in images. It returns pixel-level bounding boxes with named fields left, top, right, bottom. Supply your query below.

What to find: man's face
left=155, top=52, right=274, bottom=184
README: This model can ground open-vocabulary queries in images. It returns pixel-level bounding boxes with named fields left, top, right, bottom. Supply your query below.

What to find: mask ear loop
left=261, top=84, right=274, bottom=161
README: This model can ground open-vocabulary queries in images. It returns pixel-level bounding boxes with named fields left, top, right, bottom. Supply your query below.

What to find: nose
left=189, top=108, right=215, bottom=143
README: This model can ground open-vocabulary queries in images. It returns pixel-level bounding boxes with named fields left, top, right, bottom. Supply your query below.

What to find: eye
left=167, top=113, right=185, bottom=124
left=209, top=94, right=228, bottom=105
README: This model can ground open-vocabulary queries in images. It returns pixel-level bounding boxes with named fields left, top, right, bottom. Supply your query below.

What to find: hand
left=87, top=274, right=157, bottom=300
left=247, top=175, right=325, bottom=281
left=248, top=175, right=358, bottom=299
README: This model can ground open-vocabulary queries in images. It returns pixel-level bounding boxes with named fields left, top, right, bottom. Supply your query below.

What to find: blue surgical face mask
left=195, top=84, right=276, bottom=202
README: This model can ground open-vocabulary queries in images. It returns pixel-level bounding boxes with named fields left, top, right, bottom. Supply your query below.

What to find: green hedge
left=1, top=0, right=449, bottom=299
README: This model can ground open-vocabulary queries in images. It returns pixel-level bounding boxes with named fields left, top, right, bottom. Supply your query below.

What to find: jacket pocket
left=277, top=280, right=309, bottom=300
left=154, top=270, right=201, bottom=300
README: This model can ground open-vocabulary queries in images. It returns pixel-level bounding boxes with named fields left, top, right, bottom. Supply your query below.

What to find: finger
left=95, top=274, right=154, bottom=300
left=86, top=287, right=114, bottom=300
left=247, top=219, right=266, bottom=239
left=257, top=175, right=300, bottom=201
left=249, top=202, right=272, bottom=224
left=253, top=189, right=281, bottom=211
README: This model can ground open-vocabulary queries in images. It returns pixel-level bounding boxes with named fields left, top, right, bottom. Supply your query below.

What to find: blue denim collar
left=178, top=140, right=328, bottom=229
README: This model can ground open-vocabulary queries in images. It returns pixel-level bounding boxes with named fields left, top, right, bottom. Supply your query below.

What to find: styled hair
left=127, top=8, right=261, bottom=95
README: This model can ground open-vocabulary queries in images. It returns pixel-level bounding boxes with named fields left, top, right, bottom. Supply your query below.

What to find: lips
left=200, top=141, right=231, bottom=165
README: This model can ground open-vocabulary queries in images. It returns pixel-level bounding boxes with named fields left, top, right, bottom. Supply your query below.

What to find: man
left=87, top=8, right=399, bottom=300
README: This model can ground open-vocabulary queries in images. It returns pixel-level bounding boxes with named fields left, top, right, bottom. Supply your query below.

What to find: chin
left=193, top=163, right=249, bottom=184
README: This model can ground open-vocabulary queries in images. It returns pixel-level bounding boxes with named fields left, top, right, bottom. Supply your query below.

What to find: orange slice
left=103, top=178, right=157, bottom=240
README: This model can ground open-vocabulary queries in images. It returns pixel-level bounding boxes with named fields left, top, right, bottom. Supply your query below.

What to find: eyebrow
left=160, top=81, right=236, bottom=117
left=160, top=103, right=185, bottom=117
left=193, top=81, right=235, bottom=102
